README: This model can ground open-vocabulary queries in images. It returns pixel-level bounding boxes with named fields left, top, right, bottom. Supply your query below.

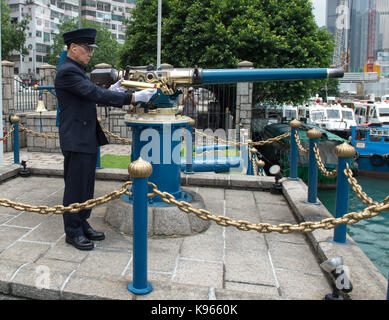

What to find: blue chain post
left=387, top=272, right=389, bottom=300
left=306, top=128, right=322, bottom=205
left=330, top=142, right=356, bottom=245
left=96, top=118, right=103, bottom=169
left=184, top=118, right=194, bottom=174
left=127, top=157, right=153, bottom=295
left=10, top=115, right=20, bottom=164
left=289, top=119, right=301, bottom=180
left=247, top=140, right=254, bottom=176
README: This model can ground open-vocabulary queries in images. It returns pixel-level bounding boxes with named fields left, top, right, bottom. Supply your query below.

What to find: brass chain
left=344, top=163, right=378, bottom=206
left=313, top=142, right=338, bottom=178
left=101, top=126, right=132, bottom=145
left=148, top=182, right=389, bottom=234
left=0, top=181, right=133, bottom=215
left=294, top=130, right=308, bottom=154
left=19, top=124, right=59, bottom=139
left=251, top=131, right=290, bottom=146
left=195, top=130, right=290, bottom=147
left=0, top=124, right=15, bottom=141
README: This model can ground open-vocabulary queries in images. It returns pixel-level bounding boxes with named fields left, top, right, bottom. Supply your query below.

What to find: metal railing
left=14, top=77, right=40, bottom=112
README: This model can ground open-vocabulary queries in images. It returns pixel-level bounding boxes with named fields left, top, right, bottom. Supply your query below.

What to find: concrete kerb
left=282, top=179, right=388, bottom=300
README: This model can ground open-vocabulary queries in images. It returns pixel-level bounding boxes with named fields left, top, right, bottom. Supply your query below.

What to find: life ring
left=370, top=154, right=385, bottom=166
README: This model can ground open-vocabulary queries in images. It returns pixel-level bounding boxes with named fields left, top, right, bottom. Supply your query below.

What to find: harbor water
left=318, top=176, right=389, bottom=277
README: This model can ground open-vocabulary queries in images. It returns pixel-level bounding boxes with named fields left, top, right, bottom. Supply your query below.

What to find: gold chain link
left=294, top=130, right=309, bottom=154
left=19, top=123, right=59, bottom=139
left=0, top=181, right=132, bottom=215
left=0, top=124, right=15, bottom=141
left=313, top=142, right=338, bottom=178
left=194, top=130, right=290, bottom=148
left=344, top=163, right=378, bottom=206
left=148, top=182, right=389, bottom=234
left=101, top=126, right=132, bottom=145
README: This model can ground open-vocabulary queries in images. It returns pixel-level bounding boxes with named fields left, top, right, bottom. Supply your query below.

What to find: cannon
left=91, top=65, right=344, bottom=109
left=90, top=65, right=344, bottom=204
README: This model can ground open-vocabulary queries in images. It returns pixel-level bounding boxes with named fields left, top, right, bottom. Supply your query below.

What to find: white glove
left=134, top=88, right=158, bottom=103
left=109, top=79, right=126, bottom=93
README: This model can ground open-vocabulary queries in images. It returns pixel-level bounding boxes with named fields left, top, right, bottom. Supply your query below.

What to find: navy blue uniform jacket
left=55, top=57, right=132, bottom=153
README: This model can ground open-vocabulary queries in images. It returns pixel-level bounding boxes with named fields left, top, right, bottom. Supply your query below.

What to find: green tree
left=1, top=0, right=30, bottom=59
left=119, top=0, right=334, bottom=104
left=46, top=18, right=121, bottom=72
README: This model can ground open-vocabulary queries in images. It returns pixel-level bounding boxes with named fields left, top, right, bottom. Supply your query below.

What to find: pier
left=0, top=144, right=387, bottom=300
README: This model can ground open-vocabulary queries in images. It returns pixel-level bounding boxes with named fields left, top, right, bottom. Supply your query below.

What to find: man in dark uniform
left=55, top=28, right=156, bottom=250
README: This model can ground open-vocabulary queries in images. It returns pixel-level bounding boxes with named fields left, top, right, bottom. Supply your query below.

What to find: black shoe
left=65, top=235, right=94, bottom=251
left=84, top=227, right=105, bottom=241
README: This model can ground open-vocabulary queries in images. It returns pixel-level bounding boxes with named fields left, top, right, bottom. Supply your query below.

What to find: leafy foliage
left=46, top=18, right=121, bottom=72
left=1, top=0, right=30, bottom=59
left=119, top=0, right=335, bottom=104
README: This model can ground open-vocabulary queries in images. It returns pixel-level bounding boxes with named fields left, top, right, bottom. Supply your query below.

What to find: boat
left=353, top=100, right=389, bottom=125
left=298, top=101, right=357, bottom=139
left=350, top=124, right=389, bottom=177
left=256, top=122, right=358, bottom=189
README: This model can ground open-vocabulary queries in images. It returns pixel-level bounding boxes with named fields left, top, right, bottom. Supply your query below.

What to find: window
left=36, top=30, right=42, bottom=37
left=44, top=32, right=50, bottom=42
left=355, top=129, right=366, bottom=141
left=327, top=109, right=341, bottom=119
left=311, top=111, right=325, bottom=121
left=342, top=110, right=353, bottom=120
left=378, top=108, right=389, bottom=117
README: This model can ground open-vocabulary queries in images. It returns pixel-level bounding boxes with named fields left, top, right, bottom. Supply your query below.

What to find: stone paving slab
left=0, top=156, right=386, bottom=300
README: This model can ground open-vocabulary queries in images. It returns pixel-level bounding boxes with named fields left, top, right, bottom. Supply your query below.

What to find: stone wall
left=25, top=111, right=60, bottom=153
left=235, top=61, right=253, bottom=138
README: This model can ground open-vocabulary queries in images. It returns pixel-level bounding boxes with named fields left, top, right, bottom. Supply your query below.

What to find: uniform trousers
left=62, top=150, right=98, bottom=238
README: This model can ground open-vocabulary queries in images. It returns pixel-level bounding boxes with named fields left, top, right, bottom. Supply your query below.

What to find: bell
left=35, top=99, right=47, bottom=113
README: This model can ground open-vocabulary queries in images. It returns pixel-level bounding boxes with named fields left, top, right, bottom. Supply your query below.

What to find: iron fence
left=189, top=84, right=236, bottom=131
left=14, top=77, right=40, bottom=112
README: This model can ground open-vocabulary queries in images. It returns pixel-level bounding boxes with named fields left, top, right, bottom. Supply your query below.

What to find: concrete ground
left=0, top=145, right=387, bottom=300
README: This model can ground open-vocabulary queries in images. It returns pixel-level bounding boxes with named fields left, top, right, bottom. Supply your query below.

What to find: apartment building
left=6, top=0, right=136, bottom=76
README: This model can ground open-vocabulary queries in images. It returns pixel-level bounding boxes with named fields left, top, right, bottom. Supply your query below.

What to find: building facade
left=5, top=0, right=136, bottom=76
left=326, top=0, right=389, bottom=72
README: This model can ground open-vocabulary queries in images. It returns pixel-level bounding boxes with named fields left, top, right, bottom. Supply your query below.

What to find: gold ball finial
left=289, top=119, right=301, bottom=128
left=188, top=118, right=195, bottom=127
left=307, top=128, right=322, bottom=139
left=335, top=142, right=356, bottom=158
left=97, top=117, right=102, bottom=123
left=128, top=157, right=152, bottom=178
left=257, top=160, right=265, bottom=167
left=10, top=115, right=20, bottom=123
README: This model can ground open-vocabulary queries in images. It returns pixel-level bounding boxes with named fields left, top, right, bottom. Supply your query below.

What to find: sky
left=310, top=0, right=327, bottom=27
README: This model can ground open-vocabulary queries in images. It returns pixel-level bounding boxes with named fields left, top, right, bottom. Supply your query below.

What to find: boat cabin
left=354, top=101, right=389, bottom=125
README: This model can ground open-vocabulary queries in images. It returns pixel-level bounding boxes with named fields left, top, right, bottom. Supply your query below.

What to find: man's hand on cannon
left=134, top=88, right=158, bottom=103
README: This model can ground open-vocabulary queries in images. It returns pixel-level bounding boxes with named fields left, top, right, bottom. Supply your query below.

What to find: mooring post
left=331, top=142, right=355, bottom=245
left=10, top=115, right=20, bottom=164
left=185, top=118, right=195, bottom=174
left=306, top=128, right=322, bottom=205
left=127, top=157, right=153, bottom=295
left=289, top=119, right=301, bottom=180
